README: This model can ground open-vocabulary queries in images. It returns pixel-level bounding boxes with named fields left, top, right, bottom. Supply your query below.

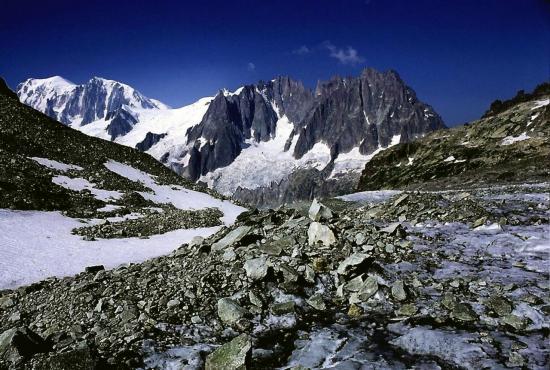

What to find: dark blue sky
left=1, top=0, right=548, bottom=125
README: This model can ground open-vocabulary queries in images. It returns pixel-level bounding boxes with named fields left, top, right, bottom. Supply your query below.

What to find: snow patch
left=337, top=190, right=401, bottom=203
left=330, top=134, right=401, bottom=178
left=501, top=132, right=530, bottom=146
left=30, top=157, right=83, bottom=172
left=200, top=115, right=331, bottom=195
left=52, top=175, right=122, bottom=201
left=0, top=209, right=221, bottom=289
left=531, top=98, right=549, bottom=110
left=97, top=204, right=122, bottom=212
left=390, top=326, right=491, bottom=369
left=103, top=160, right=245, bottom=224
left=528, top=112, right=540, bottom=126
left=443, top=155, right=467, bottom=164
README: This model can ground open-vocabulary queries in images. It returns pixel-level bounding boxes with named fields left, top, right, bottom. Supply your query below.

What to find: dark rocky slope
left=358, top=86, right=550, bottom=191
left=183, top=77, right=315, bottom=180
left=0, top=77, right=222, bottom=219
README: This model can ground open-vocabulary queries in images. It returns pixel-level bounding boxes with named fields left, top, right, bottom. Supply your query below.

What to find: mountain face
left=357, top=84, right=550, bottom=191
left=293, top=69, right=444, bottom=159
left=17, top=76, right=167, bottom=139
left=182, top=77, right=315, bottom=181
left=17, top=69, right=445, bottom=207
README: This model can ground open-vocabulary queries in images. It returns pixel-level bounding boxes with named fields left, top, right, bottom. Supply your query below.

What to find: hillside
left=0, top=78, right=244, bottom=288
left=358, top=87, right=549, bottom=191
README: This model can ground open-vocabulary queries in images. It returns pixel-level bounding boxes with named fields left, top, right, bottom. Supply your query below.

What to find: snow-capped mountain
left=17, top=76, right=168, bottom=139
left=17, top=68, right=446, bottom=206
left=0, top=78, right=245, bottom=288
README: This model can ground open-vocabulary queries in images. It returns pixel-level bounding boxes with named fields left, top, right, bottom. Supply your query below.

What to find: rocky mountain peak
left=15, top=68, right=447, bottom=207
left=292, top=67, right=445, bottom=160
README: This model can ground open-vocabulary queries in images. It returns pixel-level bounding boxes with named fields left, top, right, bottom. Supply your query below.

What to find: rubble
left=0, top=184, right=548, bottom=369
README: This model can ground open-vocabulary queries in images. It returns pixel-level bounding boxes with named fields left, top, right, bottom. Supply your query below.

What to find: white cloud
left=247, top=62, right=256, bottom=71
left=323, top=41, right=365, bottom=65
left=292, top=45, right=311, bottom=55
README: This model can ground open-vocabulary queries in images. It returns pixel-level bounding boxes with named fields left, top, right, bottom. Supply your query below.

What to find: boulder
left=205, top=334, right=252, bottom=370
left=391, top=280, right=407, bottom=301
left=212, top=226, right=252, bottom=251
left=306, top=294, right=326, bottom=311
left=243, top=257, right=269, bottom=281
left=308, top=199, right=333, bottom=221
left=355, top=276, right=379, bottom=302
left=217, top=298, right=248, bottom=325
left=0, top=327, right=48, bottom=365
left=308, top=222, right=336, bottom=246
left=380, top=222, right=407, bottom=238
left=84, top=265, right=104, bottom=274
left=271, top=301, right=296, bottom=315
left=337, top=253, right=369, bottom=275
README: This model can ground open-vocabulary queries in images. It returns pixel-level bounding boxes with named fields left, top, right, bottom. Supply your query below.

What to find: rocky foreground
left=1, top=184, right=549, bottom=369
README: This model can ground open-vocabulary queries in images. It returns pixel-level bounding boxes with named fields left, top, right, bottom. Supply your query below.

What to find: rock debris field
left=0, top=184, right=548, bottom=369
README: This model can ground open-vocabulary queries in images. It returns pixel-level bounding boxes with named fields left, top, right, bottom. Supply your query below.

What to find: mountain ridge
left=357, top=85, right=550, bottom=191
left=16, top=68, right=446, bottom=206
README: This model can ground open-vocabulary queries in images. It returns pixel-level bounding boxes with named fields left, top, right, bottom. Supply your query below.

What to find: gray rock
left=217, top=298, right=248, bottom=325
left=279, top=264, right=299, bottom=284
left=451, top=303, right=478, bottom=322
left=306, top=294, right=326, bottom=311
left=244, top=256, right=269, bottom=281
left=223, top=248, right=237, bottom=261
left=260, top=236, right=294, bottom=256
left=486, top=295, right=513, bottom=317
left=271, top=301, right=296, bottom=315
left=397, top=303, right=418, bottom=316
left=391, top=280, right=407, bottom=301
left=356, top=276, right=379, bottom=302
left=307, top=222, right=336, bottom=246
left=166, top=299, right=181, bottom=309
left=308, top=199, right=333, bottom=221
left=0, top=327, right=47, bottom=365
left=212, top=226, right=252, bottom=251
left=205, top=334, right=252, bottom=370
left=189, top=235, right=205, bottom=247
left=344, top=275, right=364, bottom=292
left=355, top=232, right=366, bottom=245
left=337, top=253, right=369, bottom=275
left=501, top=314, right=529, bottom=330
left=248, top=292, right=263, bottom=308
left=0, top=296, right=15, bottom=309
left=380, top=222, right=407, bottom=237
left=472, top=217, right=487, bottom=228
